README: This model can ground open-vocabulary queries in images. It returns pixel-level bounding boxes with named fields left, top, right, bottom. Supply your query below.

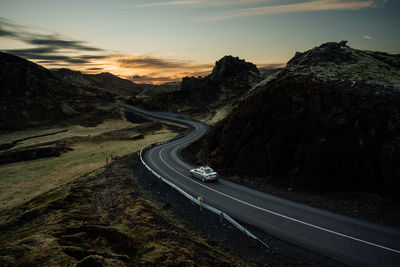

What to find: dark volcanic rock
left=179, top=55, right=261, bottom=102
left=127, top=55, right=261, bottom=111
left=205, top=42, right=400, bottom=193
left=210, top=55, right=261, bottom=91
left=0, top=52, right=119, bottom=131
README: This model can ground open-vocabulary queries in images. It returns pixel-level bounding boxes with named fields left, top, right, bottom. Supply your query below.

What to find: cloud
left=0, top=17, right=213, bottom=84
left=4, top=47, right=58, bottom=54
left=0, top=28, right=18, bottom=37
left=0, top=17, right=106, bottom=64
left=119, top=56, right=184, bottom=69
left=86, top=67, right=104, bottom=71
left=139, top=0, right=267, bottom=7
left=139, top=0, right=201, bottom=7
left=4, top=48, right=111, bottom=64
left=198, top=0, right=386, bottom=21
left=364, top=35, right=372, bottom=39
left=118, top=55, right=213, bottom=70
left=130, top=74, right=178, bottom=83
left=372, top=0, right=387, bottom=8
left=25, top=38, right=104, bottom=52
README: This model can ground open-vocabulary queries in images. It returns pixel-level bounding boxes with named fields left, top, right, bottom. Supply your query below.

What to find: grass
left=0, top=158, right=244, bottom=266
left=0, top=119, right=139, bottom=150
left=0, top=122, right=178, bottom=211
left=207, top=104, right=234, bottom=125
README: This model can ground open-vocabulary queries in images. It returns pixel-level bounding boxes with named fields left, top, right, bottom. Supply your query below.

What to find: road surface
left=120, top=103, right=400, bottom=267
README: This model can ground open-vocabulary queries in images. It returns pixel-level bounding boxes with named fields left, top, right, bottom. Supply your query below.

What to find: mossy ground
left=0, top=156, right=244, bottom=266
left=0, top=120, right=179, bottom=211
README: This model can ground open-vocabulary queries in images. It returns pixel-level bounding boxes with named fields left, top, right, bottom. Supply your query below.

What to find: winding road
left=119, top=103, right=400, bottom=267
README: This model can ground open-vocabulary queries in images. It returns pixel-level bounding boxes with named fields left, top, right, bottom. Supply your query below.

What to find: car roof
left=196, top=166, right=215, bottom=170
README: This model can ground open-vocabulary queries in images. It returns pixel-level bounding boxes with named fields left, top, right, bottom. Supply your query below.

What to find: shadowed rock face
left=127, top=55, right=261, bottom=111
left=179, top=55, right=261, bottom=101
left=0, top=52, right=118, bottom=131
left=206, top=42, right=400, bottom=192
left=210, top=55, right=261, bottom=91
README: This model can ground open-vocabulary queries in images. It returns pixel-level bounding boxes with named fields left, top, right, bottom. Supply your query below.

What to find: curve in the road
left=119, top=103, right=400, bottom=267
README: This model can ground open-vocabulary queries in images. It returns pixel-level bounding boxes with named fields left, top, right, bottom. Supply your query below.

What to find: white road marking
left=147, top=145, right=203, bottom=197
left=127, top=104, right=400, bottom=255
left=154, top=138, right=400, bottom=255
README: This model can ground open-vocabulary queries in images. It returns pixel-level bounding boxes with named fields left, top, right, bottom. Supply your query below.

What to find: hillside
left=202, top=41, right=400, bottom=193
left=0, top=155, right=244, bottom=266
left=0, top=52, right=120, bottom=131
left=127, top=55, right=261, bottom=113
left=51, top=68, right=144, bottom=96
left=137, top=81, right=181, bottom=98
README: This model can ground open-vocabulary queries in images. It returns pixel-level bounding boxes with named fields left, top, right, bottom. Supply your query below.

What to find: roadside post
left=198, top=196, right=204, bottom=211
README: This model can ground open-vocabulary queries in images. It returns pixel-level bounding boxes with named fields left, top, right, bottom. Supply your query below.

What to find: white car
left=190, top=166, right=219, bottom=182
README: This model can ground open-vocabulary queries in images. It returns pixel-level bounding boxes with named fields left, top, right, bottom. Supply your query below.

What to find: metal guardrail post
left=139, top=143, right=269, bottom=249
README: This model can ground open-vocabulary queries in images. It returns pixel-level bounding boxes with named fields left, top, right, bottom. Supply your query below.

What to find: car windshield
left=204, top=168, right=214, bottom=174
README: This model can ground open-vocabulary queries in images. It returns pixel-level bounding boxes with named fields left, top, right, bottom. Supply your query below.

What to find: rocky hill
left=127, top=55, right=261, bottom=112
left=203, top=42, right=400, bottom=193
left=209, top=55, right=261, bottom=93
left=51, top=68, right=144, bottom=96
left=0, top=52, right=120, bottom=131
left=137, top=81, right=181, bottom=98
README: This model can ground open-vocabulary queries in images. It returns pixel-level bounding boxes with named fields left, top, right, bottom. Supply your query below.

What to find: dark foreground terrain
left=0, top=150, right=344, bottom=266
left=0, top=52, right=121, bottom=131
left=0, top=156, right=244, bottom=266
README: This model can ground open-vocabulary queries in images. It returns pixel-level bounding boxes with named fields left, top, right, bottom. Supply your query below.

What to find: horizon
left=1, top=0, right=399, bottom=84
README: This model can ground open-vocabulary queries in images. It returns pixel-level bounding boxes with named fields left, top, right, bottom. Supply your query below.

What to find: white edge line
left=140, top=143, right=269, bottom=247
left=129, top=104, right=400, bottom=255
left=157, top=143, right=400, bottom=255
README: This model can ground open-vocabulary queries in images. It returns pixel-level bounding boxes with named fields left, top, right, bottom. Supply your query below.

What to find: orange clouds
left=0, top=17, right=214, bottom=84
left=78, top=55, right=213, bottom=84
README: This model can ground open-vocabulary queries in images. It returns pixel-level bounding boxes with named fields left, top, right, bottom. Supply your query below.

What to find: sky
left=0, top=0, right=399, bottom=84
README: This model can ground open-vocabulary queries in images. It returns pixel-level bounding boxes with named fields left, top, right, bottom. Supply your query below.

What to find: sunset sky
left=1, top=0, right=399, bottom=84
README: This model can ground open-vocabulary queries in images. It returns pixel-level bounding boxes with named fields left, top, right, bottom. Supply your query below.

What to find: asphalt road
left=119, top=103, right=400, bottom=267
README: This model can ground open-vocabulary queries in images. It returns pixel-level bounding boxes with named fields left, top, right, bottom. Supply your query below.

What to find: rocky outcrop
left=51, top=68, right=144, bottom=96
left=127, top=55, right=261, bottom=111
left=210, top=55, right=261, bottom=91
left=205, top=42, right=400, bottom=193
left=0, top=52, right=119, bottom=131
left=178, top=55, right=261, bottom=102
left=284, top=41, right=400, bottom=90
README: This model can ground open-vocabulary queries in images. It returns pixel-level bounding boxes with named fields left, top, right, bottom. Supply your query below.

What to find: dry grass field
left=0, top=119, right=179, bottom=211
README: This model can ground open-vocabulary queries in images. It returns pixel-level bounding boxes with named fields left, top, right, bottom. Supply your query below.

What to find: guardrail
left=139, top=143, right=269, bottom=249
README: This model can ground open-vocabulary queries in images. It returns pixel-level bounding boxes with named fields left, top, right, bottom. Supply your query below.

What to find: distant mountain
left=0, top=52, right=119, bottom=131
left=137, top=82, right=181, bottom=98
left=51, top=68, right=144, bottom=96
left=127, top=55, right=261, bottom=111
left=203, top=41, right=400, bottom=193
left=258, top=67, right=283, bottom=80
